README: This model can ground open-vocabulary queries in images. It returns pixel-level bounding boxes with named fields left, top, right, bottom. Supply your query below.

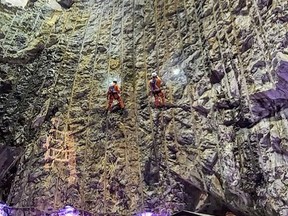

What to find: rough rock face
left=0, top=0, right=288, bottom=215
left=1, top=0, right=29, bottom=8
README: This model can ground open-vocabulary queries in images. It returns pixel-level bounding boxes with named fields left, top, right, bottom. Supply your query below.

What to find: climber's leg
left=154, top=94, right=160, bottom=107
left=159, top=91, right=165, bottom=106
left=107, top=95, right=114, bottom=111
left=117, top=96, right=125, bottom=109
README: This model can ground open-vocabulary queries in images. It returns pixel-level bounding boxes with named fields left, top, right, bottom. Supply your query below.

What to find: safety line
left=31, top=9, right=41, bottom=31
left=218, top=1, right=252, bottom=113
left=183, top=0, right=207, bottom=167
left=119, top=0, right=125, bottom=93
left=7, top=10, right=67, bottom=207
left=250, top=0, right=276, bottom=84
left=213, top=5, right=241, bottom=96
left=161, top=0, right=175, bottom=210
left=64, top=8, right=94, bottom=124
left=154, top=0, right=160, bottom=74
left=143, top=0, right=157, bottom=212
left=51, top=8, right=86, bottom=209
left=175, top=0, right=181, bottom=50
left=3, top=11, right=59, bottom=118
left=154, top=0, right=161, bottom=178
left=84, top=0, right=109, bottom=213
left=26, top=11, right=68, bottom=208
left=118, top=0, right=131, bottom=214
left=210, top=6, right=232, bottom=98
left=1, top=10, right=41, bottom=117
left=8, top=10, right=68, bottom=209
left=153, top=0, right=164, bottom=205
left=182, top=0, right=210, bottom=193
left=103, top=0, right=117, bottom=213
left=218, top=1, right=273, bottom=204
left=154, top=1, right=175, bottom=212
left=72, top=1, right=115, bottom=213
left=26, top=11, right=63, bottom=121
left=208, top=2, right=238, bottom=198
left=216, top=1, right=247, bottom=177
left=223, top=0, right=266, bottom=178
left=143, top=0, right=155, bottom=165
left=131, top=0, right=145, bottom=213
left=182, top=0, right=190, bottom=43
left=141, top=2, right=150, bottom=212
left=40, top=10, right=71, bottom=104
left=108, top=0, right=134, bottom=213
left=118, top=0, right=130, bottom=213
left=183, top=0, right=201, bottom=168
left=251, top=5, right=288, bottom=153
left=172, top=0, right=181, bottom=149
left=38, top=11, right=75, bottom=122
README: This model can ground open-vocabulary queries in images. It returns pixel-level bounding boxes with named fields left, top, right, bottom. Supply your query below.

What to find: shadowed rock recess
left=0, top=0, right=288, bottom=215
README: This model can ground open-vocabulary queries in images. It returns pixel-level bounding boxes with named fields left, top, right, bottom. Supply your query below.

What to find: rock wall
left=198, top=1, right=288, bottom=215
left=0, top=0, right=288, bottom=215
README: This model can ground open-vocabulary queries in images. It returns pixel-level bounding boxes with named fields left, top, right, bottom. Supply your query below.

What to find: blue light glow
left=58, top=205, right=80, bottom=216
left=0, top=203, right=9, bottom=216
left=139, top=213, right=154, bottom=216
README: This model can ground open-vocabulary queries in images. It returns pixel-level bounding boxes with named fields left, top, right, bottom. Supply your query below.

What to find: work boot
left=119, top=108, right=124, bottom=115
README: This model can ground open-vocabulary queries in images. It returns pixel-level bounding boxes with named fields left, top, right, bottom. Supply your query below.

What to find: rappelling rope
left=180, top=0, right=210, bottom=193
left=131, top=0, right=145, bottom=212
left=153, top=0, right=166, bottom=210
left=222, top=0, right=266, bottom=181
left=81, top=0, right=107, bottom=211
left=103, top=0, right=117, bottom=213
left=119, top=0, right=131, bottom=213
left=84, top=0, right=111, bottom=211
left=142, top=0, right=158, bottom=213
left=10, top=9, right=73, bottom=208
left=162, top=0, right=177, bottom=210
left=53, top=8, right=86, bottom=209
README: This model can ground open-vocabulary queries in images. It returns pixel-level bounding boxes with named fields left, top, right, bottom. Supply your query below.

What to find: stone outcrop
left=57, top=0, right=73, bottom=9
left=0, top=0, right=288, bottom=215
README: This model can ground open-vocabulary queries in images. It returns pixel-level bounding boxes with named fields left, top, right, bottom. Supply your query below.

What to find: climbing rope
left=52, top=8, right=86, bottom=209
left=103, top=0, right=117, bottom=213
left=131, top=0, right=145, bottom=212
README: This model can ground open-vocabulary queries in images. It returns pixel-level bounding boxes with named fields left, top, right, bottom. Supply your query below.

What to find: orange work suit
left=107, top=84, right=124, bottom=111
left=149, top=76, right=165, bottom=107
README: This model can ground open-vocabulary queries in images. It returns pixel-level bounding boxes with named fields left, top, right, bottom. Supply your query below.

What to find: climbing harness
left=108, top=85, right=119, bottom=98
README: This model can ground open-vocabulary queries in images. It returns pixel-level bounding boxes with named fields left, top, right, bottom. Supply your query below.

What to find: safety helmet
left=152, top=72, right=157, bottom=77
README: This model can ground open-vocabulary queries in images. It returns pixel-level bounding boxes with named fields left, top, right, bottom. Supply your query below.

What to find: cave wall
left=0, top=0, right=288, bottom=215
left=197, top=1, right=288, bottom=215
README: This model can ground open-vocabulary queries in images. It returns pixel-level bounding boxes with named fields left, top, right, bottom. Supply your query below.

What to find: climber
left=149, top=72, right=165, bottom=107
left=106, top=80, right=125, bottom=112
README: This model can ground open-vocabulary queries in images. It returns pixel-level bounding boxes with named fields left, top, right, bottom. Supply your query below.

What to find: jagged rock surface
left=0, top=0, right=288, bottom=215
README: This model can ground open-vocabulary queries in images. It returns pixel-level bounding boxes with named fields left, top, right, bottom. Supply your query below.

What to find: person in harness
left=149, top=72, right=165, bottom=107
left=106, top=80, right=125, bottom=112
